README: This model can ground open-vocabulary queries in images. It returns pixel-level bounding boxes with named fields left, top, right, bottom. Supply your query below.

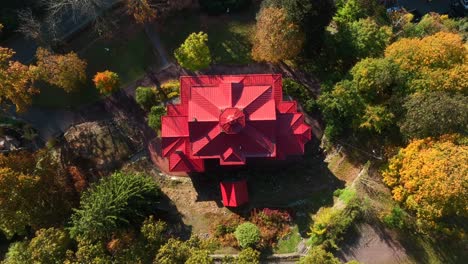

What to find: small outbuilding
left=220, top=179, right=249, bottom=207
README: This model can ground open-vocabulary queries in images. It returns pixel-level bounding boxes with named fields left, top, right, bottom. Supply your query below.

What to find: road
left=399, top=0, right=450, bottom=14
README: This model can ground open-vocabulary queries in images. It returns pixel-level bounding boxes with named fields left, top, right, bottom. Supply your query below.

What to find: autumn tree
left=0, top=151, right=74, bottom=238
left=252, top=7, right=304, bottom=63
left=385, top=32, right=467, bottom=93
left=35, top=48, right=87, bottom=92
left=93, top=70, right=120, bottom=95
left=125, top=0, right=157, bottom=24
left=383, top=134, right=468, bottom=232
left=401, top=92, right=468, bottom=139
left=175, top=32, right=211, bottom=71
left=0, top=47, right=38, bottom=112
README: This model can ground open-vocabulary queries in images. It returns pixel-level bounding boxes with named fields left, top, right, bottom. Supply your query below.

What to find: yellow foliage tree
left=385, top=32, right=467, bottom=94
left=252, top=7, right=304, bottom=63
left=35, top=48, right=87, bottom=93
left=125, top=0, right=157, bottom=24
left=383, top=134, right=468, bottom=232
left=0, top=47, right=38, bottom=112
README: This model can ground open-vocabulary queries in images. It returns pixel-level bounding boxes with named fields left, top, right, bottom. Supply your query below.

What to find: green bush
left=174, top=32, right=211, bottom=71
left=186, top=250, right=213, bottom=264
left=160, top=80, right=180, bottom=100
left=141, top=215, right=167, bottom=251
left=234, top=222, right=261, bottom=248
left=135, top=86, right=158, bottom=110
left=298, top=246, right=340, bottom=264
left=154, top=238, right=191, bottom=264
left=199, top=0, right=251, bottom=15
left=383, top=206, right=405, bottom=229
left=148, top=105, right=167, bottom=130
left=237, top=247, right=260, bottom=264
left=3, top=241, right=30, bottom=264
left=28, top=228, right=70, bottom=264
left=69, top=172, right=160, bottom=241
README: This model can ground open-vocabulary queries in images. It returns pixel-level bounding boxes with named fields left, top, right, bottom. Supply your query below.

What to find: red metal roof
left=161, top=74, right=311, bottom=172
left=220, top=179, right=249, bottom=207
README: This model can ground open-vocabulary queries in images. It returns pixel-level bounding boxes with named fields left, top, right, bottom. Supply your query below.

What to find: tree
left=35, top=47, right=87, bottom=92
left=93, top=70, right=120, bottom=95
left=0, top=47, right=38, bottom=112
left=148, top=105, right=166, bottom=130
left=175, top=32, right=211, bottom=71
left=237, top=247, right=260, bottom=264
left=298, top=246, right=341, bottom=264
left=65, top=240, right=111, bottom=264
left=347, top=18, right=392, bottom=59
left=125, top=0, right=157, bottom=24
left=0, top=151, right=73, bottom=238
left=69, top=172, right=160, bottom=241
left=154, top=238, right=191, bottom=264
left=260, top=0, right=335, bottom=50
left=141, top=215, right=167, bottom=252
left=382, top=134, right=468, bottom=232
left=3, top=241, right=30, bottom=264
left=186, top=250, right=213, bottom=264
left=28, top=228, right=70, bottom=264
left=333, top=0, right=386, bottom=25
left=135, top=86, right=158, bottom=110
left=234, top=222, right=260, bottom=248
left=283, top=78, right=316, bottom=113
left=252, top=7, right=304, bottom=63
left=401, top=92, right=468, bottom=139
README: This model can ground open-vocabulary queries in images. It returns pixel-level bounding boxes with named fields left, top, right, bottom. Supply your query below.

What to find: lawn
left=160, top=9, right=256, bottom=65
left=33, top=29, right=159, bottom=109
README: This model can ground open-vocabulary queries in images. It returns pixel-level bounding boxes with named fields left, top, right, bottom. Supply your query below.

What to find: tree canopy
left=175, top=32, right=211, bottom=71
left=252, top=7, right=304, bottom=63
left=383, top=134, right=468, bottom=232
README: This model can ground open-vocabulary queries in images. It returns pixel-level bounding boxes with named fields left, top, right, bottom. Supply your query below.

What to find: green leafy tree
left=401, top=92, right=468, bottom=139
left=252, top=7, right=304, bottom=63
left=64, top=240, right=111, bottom=264
left=333, top=0, right=386, bottom=25
left=141, top=215, right=167, bottom=252
left=237, top=247, right=260, bottom=264
left=69, top=172, right=160, bottom=241
left=283, top=78, right=316, bottom=113
left=175, top=32, right=211, bottom=71
left=347, top=18, right=392, bottom=59
left=154, top=238, right=191, bottom=264
left=298, top=246, right=341, bottom=264
left=135, top=86, right=158, bottom=110
left=186, top=250, right=213, bottom=264
left=148, top=105, right=166, bottom=130
left=3, top=241, right=30, bottom=264
left=358, top=105, right=394, bottom=134
left=28, top=228, right=70, bottom=264
left=234, top=222, right=260, bottom=248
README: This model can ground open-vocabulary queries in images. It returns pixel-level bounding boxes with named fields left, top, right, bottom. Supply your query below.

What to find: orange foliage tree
left=0, top=47, right=38, bottom=112
left=383, top=134, right=468, bottom=233
left=385, top=32, right=467, bottom=94
left=125, top=0, right=157, bottom=24
left=35, top=47, right=87, bottom=93
left=93, top=70, right=120, bottom=95
left=252, top=7, right=304, bottom=63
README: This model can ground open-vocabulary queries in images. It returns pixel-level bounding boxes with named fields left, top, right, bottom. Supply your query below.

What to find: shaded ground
left=337, top=223, right=409, bottom=264
left=399, top=0, right=450, bottom=14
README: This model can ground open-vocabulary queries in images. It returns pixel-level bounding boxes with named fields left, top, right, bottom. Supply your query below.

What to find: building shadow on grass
left=188, top=138, right=345, bottom=237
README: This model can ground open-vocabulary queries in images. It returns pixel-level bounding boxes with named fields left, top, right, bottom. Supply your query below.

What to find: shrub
left=154, top=238, right=190, bottom=264
left=3, top=241, right=30, bottom=264
left=210, top=214, right=244, bottom=247
left=186, top=250, right=213, bottom=264
left=141, top=215, right=167, bottom=251
left=67, top=240, right=111, bottom=264
left=148, top=105, right=166, bottom=130
left=298, top=246, right=340, bottom=264
left=160, top=79, right=180, bottom=100
left=135, top=86, right=158, bottom=110
left=237, top=247, right=260, bottom=264
left=309, top=198, right=361, bottom=249
left=69, top=172, right=160, bottom=241
left=93, top=70, right=120, bottom=95
left=28, top=228, right=70, bottom=264
left=383, top=206, right=406, bottom=229
left=250, top=209, right=292, bottom=248
left=235, top=222, right=261, bottom=248
left=175, top=32, right=211, bottom=71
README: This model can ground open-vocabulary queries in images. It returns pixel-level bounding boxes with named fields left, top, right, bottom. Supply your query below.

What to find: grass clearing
left=160, top=10, right=256, bottom=65
left=33, top=28, right=158, bottom=109
left=274, top=226, right=301, bottom=254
